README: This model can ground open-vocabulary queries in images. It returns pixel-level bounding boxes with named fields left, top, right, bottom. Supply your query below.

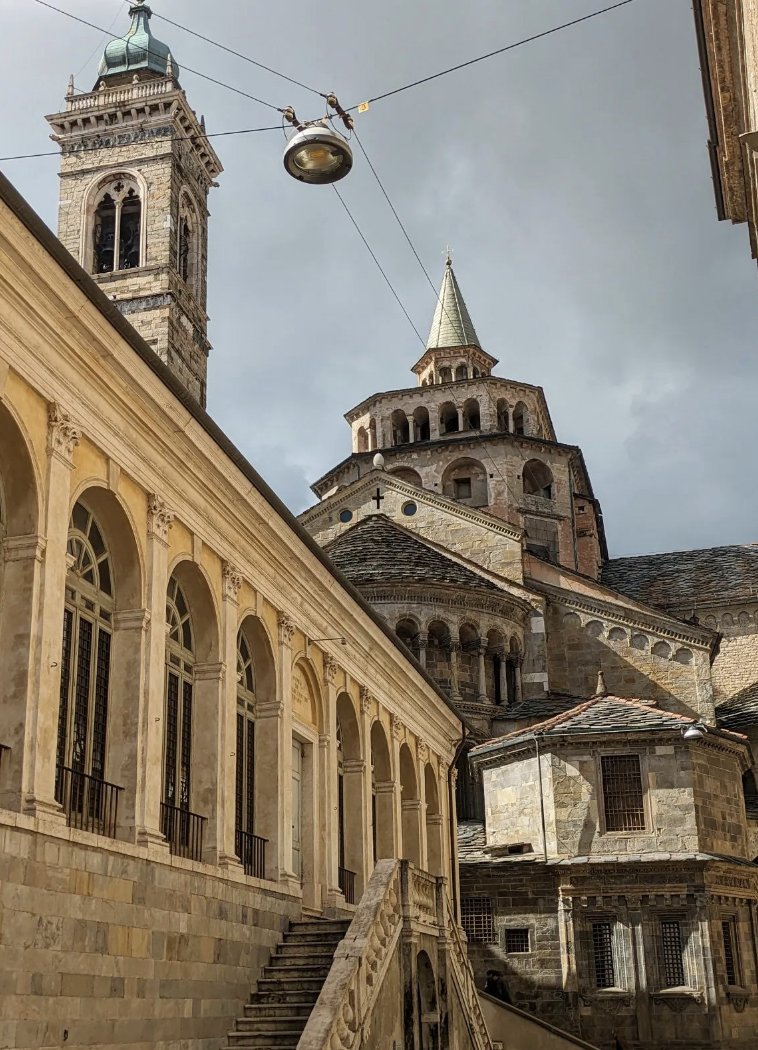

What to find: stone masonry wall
left=692, top=748, right=749, bottom=857
left=0, top=818, right=299, bottom=1050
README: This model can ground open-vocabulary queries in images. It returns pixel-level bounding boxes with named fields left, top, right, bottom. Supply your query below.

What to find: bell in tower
left=46, top=1, right=223, bottom=406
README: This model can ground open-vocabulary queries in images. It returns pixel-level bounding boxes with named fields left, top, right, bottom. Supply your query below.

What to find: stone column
left=457, top=408, right=463, bottom=432
left=322, top=653, right=342, bottom=909
left=477, top=642, right=488, bottom=702
left=390, top=715, right=404, bottom=859
left=498, top=653, right=508, bottom=707
left=194, top=660, right=225, bottom=865
left=0, top=534, right=45, bottom=813
left=407, top=413, right=415, bottom=442
left=417, top=739, right=429, bottom=872
left=558, top=895, right=582, bottom=1034
left=109, top=607, right=150, bottom=840
left=135, top=494, right=173, bottom=850
left=417, top=634, right=427, bottom=670
left=217, top=563, right=243, bottom=870
left=254, top=695, right=283, bottom=882
left=23, top=405, right=81, bottom=821
left=514, top=654, right=524, bottom=703
left=449, top=644, right=461, bottom=700
left=277, top=613, right=299, bottom=892
left=696, top=893, right=723, bottom=1046
left=627, top=895, right=652, bottom=1044
left=360, top=686, right=376, bottom=877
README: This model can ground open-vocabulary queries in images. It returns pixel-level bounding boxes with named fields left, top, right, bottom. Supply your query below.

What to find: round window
left=339, top=509, right=353, bottom=523
left=401, top=501, right=417, bottom=517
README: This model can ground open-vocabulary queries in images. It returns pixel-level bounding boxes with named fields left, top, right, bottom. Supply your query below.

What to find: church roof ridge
left=426, top=256, right=481, bottom=351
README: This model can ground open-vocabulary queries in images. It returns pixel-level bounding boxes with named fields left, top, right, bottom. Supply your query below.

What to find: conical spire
left=426, top=254, right=481, bottom=351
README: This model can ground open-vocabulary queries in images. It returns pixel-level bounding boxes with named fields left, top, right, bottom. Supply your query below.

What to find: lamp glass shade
left=683, top=725, right=705, bottom=741
left=284, top=125, right=353, bottom=185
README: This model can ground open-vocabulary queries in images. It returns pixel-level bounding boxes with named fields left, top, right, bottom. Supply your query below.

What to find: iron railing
left=235, top=828, right=267, bottom=879
left=55, top=765, right=121, bottom=838
left=160, top=801, right=205, bottom=861
left=339, top=866, right=357, bottom=905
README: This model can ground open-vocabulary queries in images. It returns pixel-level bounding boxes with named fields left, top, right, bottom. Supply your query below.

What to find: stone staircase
left=227, top=919, right=351, bottom=1049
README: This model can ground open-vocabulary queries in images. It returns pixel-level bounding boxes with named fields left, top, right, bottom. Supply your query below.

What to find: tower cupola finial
left=97, top=1, right=179, bottom=86
left=426, top=253, right=480, bottom=351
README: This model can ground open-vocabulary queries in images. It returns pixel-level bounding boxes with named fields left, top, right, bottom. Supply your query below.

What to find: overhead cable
left=347, top=0, right=638, bottom=109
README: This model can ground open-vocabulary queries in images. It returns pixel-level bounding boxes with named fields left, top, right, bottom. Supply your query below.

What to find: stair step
left=288, top=920, right=350, bottom=935
left=236, top=1011, right=311, bottom=1028
left=277, top=943, right=342, bottom=957
left=244, top=1003, right=314, bottom=1020
left=282, top=931, right=345, bottom=945
left=256, top=977, right=327, bottom=994
left=228, top=1029, right=303, bottom=1047
left=263, top=962, right=333, bottom=978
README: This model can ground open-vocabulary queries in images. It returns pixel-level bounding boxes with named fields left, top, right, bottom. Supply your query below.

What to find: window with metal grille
left=660, top=920, right=686, bottom=987
left=722, top=919, right=740, bottom=986
left=504, top=928, right=530, bottom=953
left=601, top=754, right=645, bottom=832
left=592, top=922, right=616, bottom=988
left=461, top=897, right=496, bottom=944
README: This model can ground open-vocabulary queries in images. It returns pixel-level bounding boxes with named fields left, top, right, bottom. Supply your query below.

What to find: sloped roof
left=502, top=693, right=586, bottom=723
left=426, top=258, right=480, bottom=350
left=602, top=545, right=758, bottom=610
left=325, top=514, right=500, bottom=592
left=472, top=695, right=748, bottom=756
left=717, top=682, right=758, bottom=732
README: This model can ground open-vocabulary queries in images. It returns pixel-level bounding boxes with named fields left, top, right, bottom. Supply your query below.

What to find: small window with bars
left=461, top=897, right=496, bottom=944
left=660, top=919, right=687, bottom=987
left=722, top=918, right=741, bottom=986
left=504, top=928, right=530, bottom=953
left=601, top=754, right=646, bottom=832
left=591, top=921, right=617, bottom=989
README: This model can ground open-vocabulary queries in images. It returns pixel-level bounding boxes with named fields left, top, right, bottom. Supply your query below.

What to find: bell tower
left=46, top=0, right=222, bottom=406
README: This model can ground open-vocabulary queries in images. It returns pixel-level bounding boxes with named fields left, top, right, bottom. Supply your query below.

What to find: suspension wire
left=73, top=0, right=124, bottom=79
left=332, top=186, right=425, bottom=348
left=0, top=125, right=282, bottom=163
left=347, top=0, right=638, bottom=109
left=31, top=0, right=286, bottom=113
left=138, top=2, right=327, bottom=99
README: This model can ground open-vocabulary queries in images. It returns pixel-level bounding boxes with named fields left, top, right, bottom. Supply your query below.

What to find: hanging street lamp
left=283, top=122, right=353, bottom=184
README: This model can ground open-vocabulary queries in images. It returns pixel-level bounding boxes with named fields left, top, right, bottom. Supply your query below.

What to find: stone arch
left=389, top=466, right=422, bottom=488
left=83, top=168, right=148, bottom=274
left=337, top=691, right=364, bottom=898
left=413, top=405, right=430, bottom=441
left=399, top=742, right=421, bottom=866
left=356, top=425, right=369, bottom=453
left=424, top=763, right=443, bottom=876
left=462, top=397, right=480, bottom=431
left=439, top=401, right=458, bottom=434
left=371, top=719, right=394, bottom=862
left=674, top=647, right=693, bottom=665
left=652, top=641, right=672, bottom=660
left=177, top=187, right=201, bottom=293
left=57, top=486, right=144, bottom=836
left=522, top=459, right=554, bottom=499
left=441, top=457, right=488, bottom=506
left=585, top=620, right=604, bottom=639
left=417, top=950, right=440, bottom=1050
left=563, top=612, right=582, bottom=629
left=291, top=656, right=324, bottom=733
left=454, top=363, right=468, bottom=381
left=513, top=401, right=529, bottom=436
left=425, top=620, right=452, bottom=690
left=390, top=409, right=410, bottom=446
left=608, top=626, right=627, bottom=643
left=396, top=617, right=420, bottom=656
left=458, top=622, right=481, bottom=702
left=438, top=366, right=452, bottom=384
left=631, top=633, right=648, bottom=651
left=486, top=628, right=506, bottom=705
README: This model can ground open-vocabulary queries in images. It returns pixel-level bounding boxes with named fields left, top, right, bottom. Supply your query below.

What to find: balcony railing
left=339, top=866, right=357, bottom=905
left=235, top=828, right=267, bottom=879
left=160, top=801, right=205, bottom=861
left=55, top=765, right=121, bottom=838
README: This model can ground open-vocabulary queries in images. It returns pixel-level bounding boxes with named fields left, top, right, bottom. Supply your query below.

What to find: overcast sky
left=2, top=0, right=757, bottom=558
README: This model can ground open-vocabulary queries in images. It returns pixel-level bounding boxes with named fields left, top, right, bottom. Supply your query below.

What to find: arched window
left=177, top=194, right=200, bottom=292
left=235, top=628, right=259, bottom=874
left=455, top=364, right=468, bottom=381
left=413, top=406, right=430, bottom=442
left=513, top=401, right=528, bottom=436
left=93, top=178, right=142, bottom=274
left=462, top=398, right=480, bottom=431
left=439, top=402, right=458, bottom=434
left=336, top=693, right=363, bottom=901
left=162, top=575, right=196, bottom=852
left=396, top=617, right=420, bottom=655
left=442, top=457, right=488, bottom=506
left=438, top=367, right=452, bottom=384
left=55, top=502, right=115, bottom=833
left=178, top=216, right=192, bottom=282
left=523, top=459, right=554, bottom=499
left=389, top=466, right=422, bottom=488
left=391, top=410, right=410, bottom=446
left=356, top=426, right=369, bottom=453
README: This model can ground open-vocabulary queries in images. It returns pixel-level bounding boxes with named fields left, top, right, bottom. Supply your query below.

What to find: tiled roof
left=602, top=545, right=758, bottom=611
left=458, top=821, right=487, bottom=861
left=472, top=695, right=748, bottom=755
left=426, top=258, right=480, bottom=350
left=324, top=514, right=500, bottom=592
left=502, top=693, right=585, bottom=723
left=717, top=682, right=758, bottom=732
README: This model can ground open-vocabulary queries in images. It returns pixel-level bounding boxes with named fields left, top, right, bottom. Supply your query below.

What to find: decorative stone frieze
left=323, top=653, right=338, bottom=685
left=222, top=562, right=243, bottom=602
left=359, top=686, right=374, bottom=714
left=147, top=494, right=174, bottom=542
left=391, top=713, right=404, bottom=739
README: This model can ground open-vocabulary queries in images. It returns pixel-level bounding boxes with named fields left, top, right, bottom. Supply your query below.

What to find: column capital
left=47, top=402, right=80, bottom=462
left=3, top=534, right=46, bottom=564
left=391, top=713, right=404, bottom=740
left=147, top=494, right=174, bottom=543
left=416, top=738, right=429, bottom=763
left=194, top=661, right=225, bottom=682
left=277, top=612, right=296, bottom=646
left=360, top=685, right=374, bottom=714
left=113, top=608, right=151, bottom=632
left=256, top=699, right=284, bottom=719
left=222, top=562, right=243, bottom=603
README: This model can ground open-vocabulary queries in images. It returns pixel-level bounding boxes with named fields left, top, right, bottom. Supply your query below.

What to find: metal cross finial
left=373, top=487, right=385, bottom=510
left=444, top=245, right=453, bottom=266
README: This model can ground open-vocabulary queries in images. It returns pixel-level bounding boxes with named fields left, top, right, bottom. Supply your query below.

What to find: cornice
left=361, top=585, right=534, bottom=624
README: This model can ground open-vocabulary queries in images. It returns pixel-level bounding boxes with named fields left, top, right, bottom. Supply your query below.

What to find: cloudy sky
left=2, top=0, right=756, bottom=558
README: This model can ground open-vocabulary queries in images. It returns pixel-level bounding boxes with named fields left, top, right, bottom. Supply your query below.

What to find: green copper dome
left=97, top=1, right=178, bottom=82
